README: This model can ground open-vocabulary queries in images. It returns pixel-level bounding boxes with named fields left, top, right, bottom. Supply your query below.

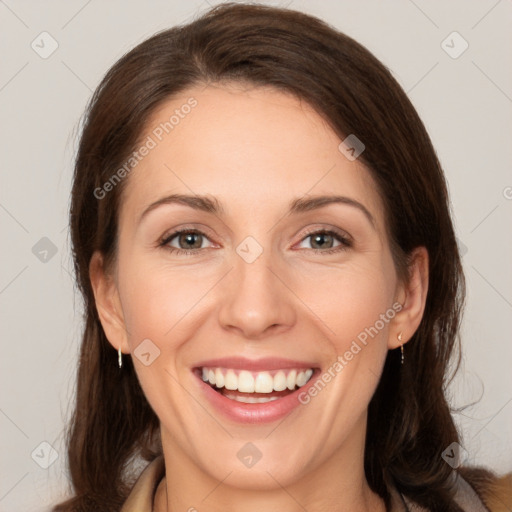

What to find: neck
left=154, top=421, right=385, bottom=512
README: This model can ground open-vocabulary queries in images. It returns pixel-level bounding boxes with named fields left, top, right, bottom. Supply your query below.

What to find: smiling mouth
left=195, top=366, right=315, bottom=403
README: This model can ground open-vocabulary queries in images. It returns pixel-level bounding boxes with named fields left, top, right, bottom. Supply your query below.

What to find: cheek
left=118, top=257, right=215, bottom=343
left=291, top=255, right=396, bottom=351
left=115, top=258, right=213, bottom=423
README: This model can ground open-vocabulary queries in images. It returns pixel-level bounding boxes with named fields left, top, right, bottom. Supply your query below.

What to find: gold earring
left=398, top=332, right=404, bottom=365
left=118, top=346, right=123, bottom=369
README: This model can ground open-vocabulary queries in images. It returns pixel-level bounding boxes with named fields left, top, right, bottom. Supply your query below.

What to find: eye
left=158, top=228, right=352, bottom=256
left=295, top=229, right=352, bottom=254
left=160, top=229, right=214, bottom=254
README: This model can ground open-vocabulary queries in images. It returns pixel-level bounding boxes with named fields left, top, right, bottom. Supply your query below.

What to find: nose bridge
left=217, top=238, right=296, bottom=338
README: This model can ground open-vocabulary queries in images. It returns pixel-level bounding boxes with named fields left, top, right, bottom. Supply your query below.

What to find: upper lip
left=193, top=357, right=318, bottom=372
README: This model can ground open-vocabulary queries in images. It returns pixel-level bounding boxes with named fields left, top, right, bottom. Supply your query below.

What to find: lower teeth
left=222, top=391, right=282, bottom=403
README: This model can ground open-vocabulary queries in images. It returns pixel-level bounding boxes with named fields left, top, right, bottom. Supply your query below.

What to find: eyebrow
left=138, top=193, right=375, bottom=228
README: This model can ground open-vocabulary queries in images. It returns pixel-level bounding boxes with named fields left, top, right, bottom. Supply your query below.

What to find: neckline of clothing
left=120, top=455, right=489, bottom=512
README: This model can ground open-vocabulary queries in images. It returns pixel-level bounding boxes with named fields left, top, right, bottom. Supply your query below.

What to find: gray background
left=1, top=1, right=511, bottom=510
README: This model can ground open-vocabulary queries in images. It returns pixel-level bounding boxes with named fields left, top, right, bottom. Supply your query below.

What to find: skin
left=90, top=83, right=428, bottom=512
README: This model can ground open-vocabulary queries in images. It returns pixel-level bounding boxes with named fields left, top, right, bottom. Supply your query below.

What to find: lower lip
left=194, top=370, right=318, bottom=424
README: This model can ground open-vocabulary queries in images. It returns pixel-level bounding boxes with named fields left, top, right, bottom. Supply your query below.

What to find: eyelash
left=159, top=228, right=352, bottom=256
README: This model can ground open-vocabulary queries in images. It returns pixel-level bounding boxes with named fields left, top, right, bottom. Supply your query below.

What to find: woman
left=54, top=3, right=511, bottom=511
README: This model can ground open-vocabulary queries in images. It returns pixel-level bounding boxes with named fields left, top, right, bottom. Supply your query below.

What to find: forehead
left=119, top=83, right=385, bottom=229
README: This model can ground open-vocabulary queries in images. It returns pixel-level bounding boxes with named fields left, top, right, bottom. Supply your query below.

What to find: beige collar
left=120, top=455, right=487, bottom=512
left=120, top=456, right=165, bottom=512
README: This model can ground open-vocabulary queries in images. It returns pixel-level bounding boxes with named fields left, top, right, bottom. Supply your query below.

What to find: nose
left=217, top=249, right=296, bottom=340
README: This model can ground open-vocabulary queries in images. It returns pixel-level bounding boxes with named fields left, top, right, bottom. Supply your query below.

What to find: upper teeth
left=201, top=367, right=314, bottom=393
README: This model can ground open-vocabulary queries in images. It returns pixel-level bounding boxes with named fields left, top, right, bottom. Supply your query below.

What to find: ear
left=388, top=246, right=429, bottom=349
left=89, top=251, right=130, bottom=354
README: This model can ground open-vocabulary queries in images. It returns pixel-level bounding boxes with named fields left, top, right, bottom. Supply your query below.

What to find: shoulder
left=395, top=468, right=511, bottom=512
left=458, top=466, right=512, bottom=512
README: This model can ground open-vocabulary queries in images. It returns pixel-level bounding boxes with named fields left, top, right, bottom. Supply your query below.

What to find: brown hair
left=55, top=3, right=498, bottom=511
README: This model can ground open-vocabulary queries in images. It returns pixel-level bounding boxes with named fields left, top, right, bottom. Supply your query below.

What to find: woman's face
left=92, top=83, right=424, bottom=490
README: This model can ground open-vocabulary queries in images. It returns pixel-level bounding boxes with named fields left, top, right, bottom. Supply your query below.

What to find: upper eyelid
left=298, top=226, right=351, bottom=240
left=161, top=224, right=216, bottom=241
